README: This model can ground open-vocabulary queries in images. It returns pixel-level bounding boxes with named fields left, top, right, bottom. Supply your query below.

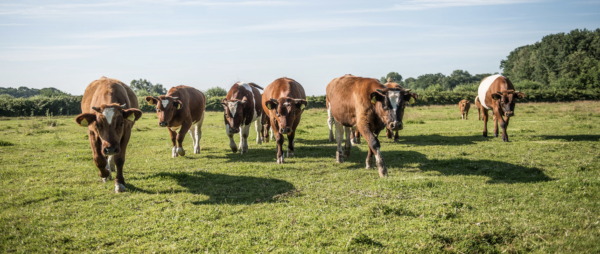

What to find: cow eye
left=157, top=108, right=161, bottom=112
left=95, top=123, right=100, bottom=129
left=120, top=122, right=124, bottom=127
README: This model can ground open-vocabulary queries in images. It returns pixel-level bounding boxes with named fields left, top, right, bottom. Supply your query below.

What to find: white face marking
left=228, top=102, right=238, bottom=116
left=161, top=100, right=169, bottom=108
left=388, top=91, right=400, bottom=111
left=102, top=108, right=115, bottom=125
left=283, top=102, right=290, bottom=106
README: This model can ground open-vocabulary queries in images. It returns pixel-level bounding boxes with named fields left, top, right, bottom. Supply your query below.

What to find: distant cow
left=260, top=110, right=272, bottom=143
left=75, top=77, right=142, bottom=193
left=459, top=99, right=471, bottom=120
left=326, top=75, right=414, bottom=177
left=384, top=78, right=417, bottom=142
left=146, top=86, right=206, bottom=157
left=477, top=75, right=525, bottom=142
left=221, top=82, right=264, bottom=154
left=262, top=77, right=307, bottom=164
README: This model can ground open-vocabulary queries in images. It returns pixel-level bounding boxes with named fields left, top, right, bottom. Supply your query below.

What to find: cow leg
left=482, top=109, right=489, bottom=137
left=168, top=128, right=179, bottom=157
left=113, top=129, right=131, bottom=193
left=359, top=125, right=387, bottom=177
left=500, top=116, right=510, bottom=142
left=350, top=129, right=356, bottom=145
left=270, top=126, right=275, bottom=140
left=386, top=129, right=392, bottom=139
left=194, top=115, right=204, bottom=154
left=334, top=121, right=344, bottom=163
left=188, top=128, right=197, bottom=154
left=327, top=103, right=335, bottom=143
left=272, top=120, right=285, bottom=164
left=366, top=146, right=374, bottom=169
left=255, top=117, right=262, bottom=145
left=238, top=125, right=244, bottom=153
left=466, top=110, right=468, bottom=120
left=89, top=131, right=110, bottom=181
left=355, top=129, right=361, bottom=144
left=394, top=131, right=400, bottom=142
left=344, top=126, right=352, bottom=158
left=493, top=110, right=500, bottom=138
left=478, top=108, right=481, bottom=121
left=176, top=124, right=191, bottom=156
left=263, top=119, right=271, bottom=143
left=241, top=124, right=250, bottom=154
left=225, top=124, right=238, bottom=153
left=287, top=131, right=295, bottom=158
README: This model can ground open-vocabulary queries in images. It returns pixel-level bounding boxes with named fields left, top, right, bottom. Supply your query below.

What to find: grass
left=1, top=101, right=599, bottom=253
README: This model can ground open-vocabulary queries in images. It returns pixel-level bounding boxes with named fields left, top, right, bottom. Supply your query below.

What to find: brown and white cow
left=459, top=99, right=471, bottom=120
left=221, top=82, right=264, bottom=154
left=75, top=77, right=142, bottom=193
left=383, top=78, right=417, bottom=142
left=477, top=75, right=525, bottom=142
left=146, top=85, right=206, bottom=157
left=262, top=77, right=307, bottom=164
left=326, top=74, right=414, bottom=177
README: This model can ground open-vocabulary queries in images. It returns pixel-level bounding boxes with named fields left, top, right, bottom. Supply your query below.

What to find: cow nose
left=104, top=147, right=119, bottom=155
left=280, top=127, right=291, bottom=134
left=389, top=121, right=402, bottom=131
left=505, top=111, right=514, bottom=117
left=159, top=122, right=168, bottom=127
left=230, top=128, right=239, bottom=133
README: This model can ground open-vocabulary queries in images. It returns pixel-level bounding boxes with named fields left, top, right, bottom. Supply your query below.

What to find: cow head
left=491, top=90, right=525, bottom=117
left=370, top=88, right=418, bottom=131
left=461, top=100, right=470, bottom=109
left=75, top=103, right=142, bottom=156
left=145, top=96, right=183, bottom=127
left=264, top=97, right=307, bottom=135
left=221, top=97, right=247, bottom=134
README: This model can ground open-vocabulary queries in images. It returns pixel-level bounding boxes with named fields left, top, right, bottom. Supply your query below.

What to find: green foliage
left=452, top=83, right=479, bottom=93
left=205, top=96, right=225, bottom=112
left=205, top=87, right=227, bottom=98
left=0, top=95, right=82, bottom=116
left=380, top=71, right=403, bottom=84
left=0, top=86, right=69, bottom=98
left=402, top=70, right=494, bottom=91
left=130, top=79, right=167, bottom=96
left=514, top=80, right=544, bottom=90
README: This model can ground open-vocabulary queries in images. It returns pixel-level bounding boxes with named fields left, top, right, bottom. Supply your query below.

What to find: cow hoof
left=194, top=147, right=200, bottom=154
left=394, top=139, right=399, bottom=142
left=336, top=151, right=344, bottom=163
left=277, top=156, right=285, bottom=164
left=378, top=167, right=388, bottom=177
left=177, top=147, right=185, bottom=156
left=287, top=150, right=294, bottom=158
left=172, top=147, right=178, bottom=158
left=483, top=132, right=488, bottom=137
left=494, top=133, right=499, bottom=138
left=102, top=175, right=112, bottom=183
left=115, top=183, right=126, bottom=193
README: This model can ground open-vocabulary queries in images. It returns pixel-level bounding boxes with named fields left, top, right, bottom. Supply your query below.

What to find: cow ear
left=241, top=96, right=248, bottom=105
left=369, top=91, right=385, bottom=105
left=221, top=98, right=228, bottom=107
left=173, top=100, right=183, bottom=110
left=75, top=113, right=96, bottom=127
left=265, top=99, right=278, bottom=110
left=492, top=92, right=502, bottom=100
left=294, top=99, right=307, bottom=110
left=515, top=91, right=525, bottom=99
left=123, top=108, right=143, bottom=122
left=145, top=96, right=158, bottom=105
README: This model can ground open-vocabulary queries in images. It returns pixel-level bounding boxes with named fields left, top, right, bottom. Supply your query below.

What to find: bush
left=0, top=95, right=82, bottom=117
left=514, top=80, right=544, bottom=90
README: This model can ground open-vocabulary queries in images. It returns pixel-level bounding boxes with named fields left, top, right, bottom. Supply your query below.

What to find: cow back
left=478, top=75, right=514, bottom=110
left=167, top=86, right=206, bottom=124
left=326, top=75, right=384, bottom=127
left=81, top=77, right=138, bottom=112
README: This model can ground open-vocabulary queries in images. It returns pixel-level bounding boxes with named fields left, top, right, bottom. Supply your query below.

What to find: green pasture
left=1, top=101, right=599, bottom=253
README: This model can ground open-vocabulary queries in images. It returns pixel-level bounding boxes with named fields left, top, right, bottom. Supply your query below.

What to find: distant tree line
left=0, top=87, right=69, bottom=98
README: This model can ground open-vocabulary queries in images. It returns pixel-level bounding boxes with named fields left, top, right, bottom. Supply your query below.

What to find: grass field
left=1, top=101, right=599, bottom=253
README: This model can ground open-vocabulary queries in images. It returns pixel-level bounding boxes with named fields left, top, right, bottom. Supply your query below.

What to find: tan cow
left=221, top=82, right=264, bottom=154
left=262, top=77, right=307, bottom=164
left=326, top=75, right=416, bottom=177
left=477, top=75, right=525, bottom=142
left=459, top=99, right=471, bottom=120
left=75, top=77, right=142, bottom=193
left=146, top=86, right=206, bottom=157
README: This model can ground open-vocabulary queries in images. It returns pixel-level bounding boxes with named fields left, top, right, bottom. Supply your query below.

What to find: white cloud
left=339, top=0, right=541, bottom=13
left=246, top=19, right=405, bottom=32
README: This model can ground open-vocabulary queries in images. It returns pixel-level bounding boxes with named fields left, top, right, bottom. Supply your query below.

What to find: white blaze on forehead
left=161, top=100, right=169, bottom=108
left=283, top=102, right=289, bottom=106
left=102, top=108, right=115, bottom=125
left=388, top=91, right=401, bottom=111
left=228, top=102, right=238, bottom=116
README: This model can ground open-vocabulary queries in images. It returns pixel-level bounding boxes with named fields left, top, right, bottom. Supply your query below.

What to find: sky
left=1, top=0, right=599, bottom=96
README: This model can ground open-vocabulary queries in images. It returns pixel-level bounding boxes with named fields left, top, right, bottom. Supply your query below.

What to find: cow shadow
left=380, top=134, right=488, bottom=146
left=383, top=150, right=552, bottom=184
left=537, top=135, right=600, bottom=142
left=126, top=171, right=295, bottom=205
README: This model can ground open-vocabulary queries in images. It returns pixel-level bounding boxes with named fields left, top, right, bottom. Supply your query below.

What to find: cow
left=383, top=78, right=417, bottom=142
left=459, top=99, right=471, bottom=120
left=260, top=110, right=272, bottom=143
left=145, top=85, right=206, bottom=157
left=75, top=77, right=142, bottom=193
left=221, top=82, right=264, bottom=154
left=477, top=74, right=525, bottom=142
left=326, top=74, right=415, bottom=177
left=262, top=77, right=307, bottom=164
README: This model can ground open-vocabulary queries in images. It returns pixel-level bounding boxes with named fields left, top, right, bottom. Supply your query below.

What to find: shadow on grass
left=388, top=134, right=488, bottom=146
left=127, top=171, right=295, bottom=205
left=538, top=135, right=600, bottom=142
left=385, top=151, right=552, bottom=184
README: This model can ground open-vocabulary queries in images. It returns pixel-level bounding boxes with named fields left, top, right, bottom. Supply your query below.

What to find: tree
left=205, top=87, right=227, bottom=98
left=130, top=79, right=167, bottom=95
left=380, top=72, right=403, bottom=84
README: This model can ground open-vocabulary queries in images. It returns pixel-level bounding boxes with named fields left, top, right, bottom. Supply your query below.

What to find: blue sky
left=1, top=0, right=599, bottom=96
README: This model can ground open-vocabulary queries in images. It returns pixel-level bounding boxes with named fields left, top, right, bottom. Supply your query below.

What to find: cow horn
left=270, top=98, right=278, bottom=103
left=171, top=97, right=178, bottom=100
left=404, top=89, right=411, bottom=92
left=120, top=104, right=126, bottom=108
left=375, top=89, right=385, bottom=94
left=515, top=91, right=520, bottom=93
left=91, top=107, right=101, bottom=113
left=293, top=99, right=303, bottom=103
left=496, top=92, right=503, bottom=96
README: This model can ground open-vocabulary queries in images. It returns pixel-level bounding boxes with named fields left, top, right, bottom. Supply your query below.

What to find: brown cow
left=262, top=77, right=307, bottom=164
left=383, top=78, right=417, bottom=142
left=146, top=86, right=206, bottom=157
left=475, top=96, right=484, bottom=120
left=459, top=99, right=471, bottom=120
left=221, top=82, right=264, bottom=154
left=477, top=75, right=525, bottom=142
left=260, top=110, right=272, bottom=143
left=326, top=74, right=416, bottom=177
left=75, top=77, right=142, bottom=193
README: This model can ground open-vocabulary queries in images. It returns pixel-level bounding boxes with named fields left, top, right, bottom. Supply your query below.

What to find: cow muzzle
left=280, top=127, right=291, bottom=134
left=103, top=147, right=119, bottom=155
left=505, top=111, right=514, bottom=117
left=159, top=121, right=168, bottom=127
left=388, top=121, right=402, bottom=131
left=229, top=127, right=239, bottom=134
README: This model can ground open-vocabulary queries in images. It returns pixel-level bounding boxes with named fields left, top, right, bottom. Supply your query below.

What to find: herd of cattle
left=75, top=75, right=525, bottom=193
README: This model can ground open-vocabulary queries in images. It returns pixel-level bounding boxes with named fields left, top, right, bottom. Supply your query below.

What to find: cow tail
left=248, top=83, right=264, bottom=90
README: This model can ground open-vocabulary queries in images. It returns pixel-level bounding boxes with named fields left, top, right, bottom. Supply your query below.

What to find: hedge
left=2, top=89, right=599, bottom=116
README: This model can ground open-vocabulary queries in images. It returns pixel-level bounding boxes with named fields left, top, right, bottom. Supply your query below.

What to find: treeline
left=0, top=87, right=70, bottom=98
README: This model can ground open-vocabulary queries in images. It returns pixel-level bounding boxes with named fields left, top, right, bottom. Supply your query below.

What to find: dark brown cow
left=146, top=85, right=206, bottom=157
left=221, top=82, right=264, bottom=154
left=75, top=77, right=142, bottom=193
left=477, top=75, right=525, bottom=142
left=262, top=77, right=307, bottom=164
left=459, top=99, right=471, bottom=120
left=383, top=78, right=417, bottom=142
left=326, top=74, right=415, bottom=177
